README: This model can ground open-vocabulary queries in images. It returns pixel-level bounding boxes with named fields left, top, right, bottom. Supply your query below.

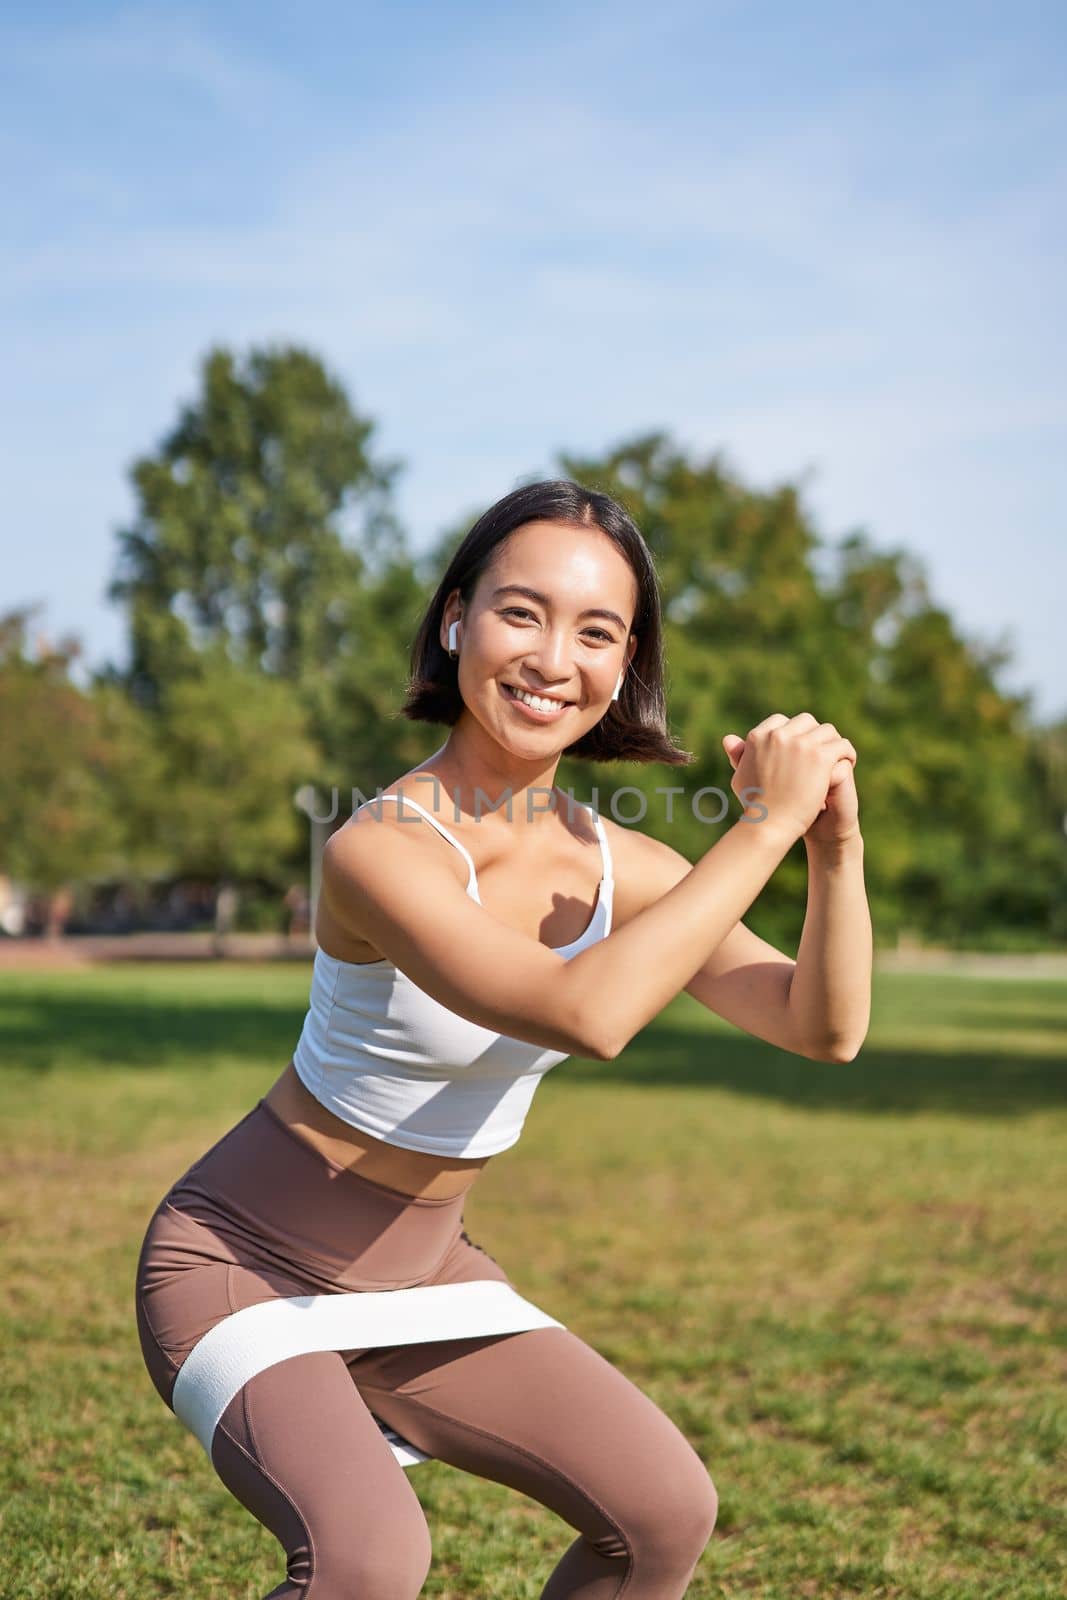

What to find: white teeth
left=507, top=685, right=567, bottom=712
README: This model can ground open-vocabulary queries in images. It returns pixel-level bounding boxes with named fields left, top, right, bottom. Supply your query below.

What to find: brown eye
left=501, top=607, right=612, bottom=643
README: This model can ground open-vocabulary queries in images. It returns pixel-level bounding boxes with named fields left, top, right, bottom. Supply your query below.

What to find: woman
left=134, top=478, right=869, bottom=1599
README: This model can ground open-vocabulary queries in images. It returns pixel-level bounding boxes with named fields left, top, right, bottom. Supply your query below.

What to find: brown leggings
left=134, top=1099, right=717, bottom=1598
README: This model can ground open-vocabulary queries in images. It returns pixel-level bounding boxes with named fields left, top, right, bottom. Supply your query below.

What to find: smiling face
left=442, top=519, right=639, bottom=755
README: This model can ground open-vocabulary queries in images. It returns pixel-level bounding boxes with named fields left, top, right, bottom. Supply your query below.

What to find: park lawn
left=0, top=963, right=1064, bottom=1599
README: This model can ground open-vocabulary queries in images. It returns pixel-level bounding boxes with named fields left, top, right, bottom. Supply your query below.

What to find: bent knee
left=310, top=1523, right=433, bottom=1600
left=695, top=1467, right=719, bottom=1540
left=663, top=1455, right=718, bottom=1547
left=616, top=1449, right=718, bottom=1562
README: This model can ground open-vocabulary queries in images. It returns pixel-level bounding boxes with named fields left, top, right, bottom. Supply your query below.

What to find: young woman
left=134, top=478, right=869, bottom=1599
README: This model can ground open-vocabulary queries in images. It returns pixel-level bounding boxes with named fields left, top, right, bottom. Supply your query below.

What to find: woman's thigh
left=209, top=1338, right=433, bottom=1600
left=133, top=1110, right=573, bottom=1595
left=136, top=1207, right=434, bottom=1598
left=349, top=1237, right=718, bottom=1566
left=134, top=1113, right=716, bottom=1593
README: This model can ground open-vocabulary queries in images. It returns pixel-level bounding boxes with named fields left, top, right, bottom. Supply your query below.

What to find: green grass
left=1, top=962, right=1064, bottom=1598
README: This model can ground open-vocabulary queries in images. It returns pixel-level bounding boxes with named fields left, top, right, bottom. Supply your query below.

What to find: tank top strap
left=356, top=793, right=480, bottom=899
left=582, top=802, right=614, bottom=888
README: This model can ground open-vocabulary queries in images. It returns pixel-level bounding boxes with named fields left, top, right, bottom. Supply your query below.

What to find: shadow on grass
left=565, top=1027, right=1067, bottom=1117
left=2, top=973, right=1064, bottom=1118
left=0, top=988, right=297, bottom=1076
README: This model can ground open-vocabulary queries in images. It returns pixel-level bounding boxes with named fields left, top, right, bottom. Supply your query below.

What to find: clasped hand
left=721, top=712, right=860, bottom=846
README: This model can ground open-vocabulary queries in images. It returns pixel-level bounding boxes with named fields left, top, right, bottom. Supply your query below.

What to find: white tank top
left=291, top=794, right=615, bottom=1157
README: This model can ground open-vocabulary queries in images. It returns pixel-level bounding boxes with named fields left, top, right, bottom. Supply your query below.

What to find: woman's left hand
left=721, top=726, right=860, bottom=847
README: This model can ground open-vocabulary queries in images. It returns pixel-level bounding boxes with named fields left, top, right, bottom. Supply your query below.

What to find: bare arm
left=787, top=832, right=872, bottom=1062
left=571, top=711, right=861, bottom=1056
left=322, top=806, right=797, bottom=1062
left=564, top=816, right=797, bottom=1059
left=610, top=826, right=808, bottom=1056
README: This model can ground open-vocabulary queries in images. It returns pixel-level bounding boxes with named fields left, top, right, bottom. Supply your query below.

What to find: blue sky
left=3, top=0, right=1064, bottom=720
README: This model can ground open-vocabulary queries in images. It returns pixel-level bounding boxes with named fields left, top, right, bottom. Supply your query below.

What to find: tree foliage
left=0, top=607, right=166, bottom=918
left=108, top=343, right=405, bottom=705
left=3, top=353, right=1061, bottom=950
left=155, top=646, right=320, bottom=884
left=104, top=341, right=429, bottom=822
left=547, top=433, right=1065, bottom=947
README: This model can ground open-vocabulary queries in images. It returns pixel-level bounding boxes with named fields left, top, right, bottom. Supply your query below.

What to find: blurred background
left=2, top=0, right=1065, bottom=954
left=3, top=10, right=1066, bottom=1599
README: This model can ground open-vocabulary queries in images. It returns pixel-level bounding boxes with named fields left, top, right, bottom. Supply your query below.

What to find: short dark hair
left=399, top=479, right=693, bottom=766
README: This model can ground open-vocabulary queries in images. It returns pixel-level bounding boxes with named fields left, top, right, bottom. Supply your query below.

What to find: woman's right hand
left=721, top=713, right=857, bottom=846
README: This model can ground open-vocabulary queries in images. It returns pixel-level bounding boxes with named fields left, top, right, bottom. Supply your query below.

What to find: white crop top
left=291, top=794, right=614, bottom=1157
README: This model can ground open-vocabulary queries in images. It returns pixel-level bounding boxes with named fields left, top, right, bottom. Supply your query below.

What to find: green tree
left=0, top=607, right=165, bottom=933
left=105, top=341, right=430, bottom=824
left=108, top=343, right=401, bottom=698
left=154, top=646, right=321, bottom=951
left=543, top=433, right=1062, bottom=949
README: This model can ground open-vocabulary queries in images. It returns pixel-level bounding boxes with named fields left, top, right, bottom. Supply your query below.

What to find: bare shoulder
left=320, top=785, right=471, bottom=954
left=331, top=784, right=469, bottom=886
left=316, top=781, right=609, bottom=1059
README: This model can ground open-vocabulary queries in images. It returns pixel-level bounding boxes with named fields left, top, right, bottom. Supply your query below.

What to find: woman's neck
left=413, top=733, right=565, bottom=833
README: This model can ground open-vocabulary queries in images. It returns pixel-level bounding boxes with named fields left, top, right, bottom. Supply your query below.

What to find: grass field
left=1, top=963, right=1064, bottom=1598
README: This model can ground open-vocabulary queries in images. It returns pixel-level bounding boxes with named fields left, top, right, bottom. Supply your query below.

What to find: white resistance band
left=171, top=1278, right=565, bottom=1469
